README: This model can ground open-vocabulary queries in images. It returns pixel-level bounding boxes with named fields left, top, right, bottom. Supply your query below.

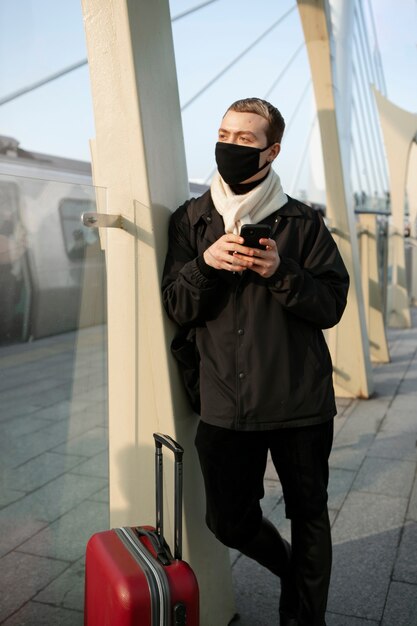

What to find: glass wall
left=0, top=173, right=108, bottom=625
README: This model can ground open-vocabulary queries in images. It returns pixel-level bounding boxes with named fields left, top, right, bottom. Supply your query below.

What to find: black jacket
left=162, top=191, right=349, bottom=431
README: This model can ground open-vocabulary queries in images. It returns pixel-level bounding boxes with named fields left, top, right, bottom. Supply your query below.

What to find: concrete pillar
left=81, top=2, right=236, bottom=623
left=373, top=88, right=417, bottom=327
left=407, top=142, right=417, bottom=304
left=358, top=214, right=390, bottom=362
left=297, top=0, right=373, bottom=398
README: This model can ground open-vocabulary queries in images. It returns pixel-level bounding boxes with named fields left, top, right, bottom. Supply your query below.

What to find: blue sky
left=0, top=0, right=416, bottom=196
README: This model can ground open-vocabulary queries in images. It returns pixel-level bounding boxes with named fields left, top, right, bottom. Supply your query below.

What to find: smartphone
left=240, top=224, right=272, bottom=250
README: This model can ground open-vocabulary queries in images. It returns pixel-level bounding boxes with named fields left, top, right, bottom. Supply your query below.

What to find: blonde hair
left=225, top=97, right=285, bottom=144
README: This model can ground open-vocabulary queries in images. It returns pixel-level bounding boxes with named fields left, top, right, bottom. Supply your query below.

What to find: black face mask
left=215, top=141, right=272, bottom=185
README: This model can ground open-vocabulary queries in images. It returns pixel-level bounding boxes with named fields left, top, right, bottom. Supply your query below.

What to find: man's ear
left=268, top=143, right=281, bottom=162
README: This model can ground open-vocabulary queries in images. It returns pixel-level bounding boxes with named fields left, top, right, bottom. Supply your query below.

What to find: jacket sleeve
left=267, top=211, right=349, bottom=329
left=161, top=203, right=221, bottom=327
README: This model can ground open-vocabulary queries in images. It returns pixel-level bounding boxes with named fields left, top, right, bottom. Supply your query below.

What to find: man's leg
left=195, top=421, right=297, bottom=625
left=194, top=420, right=267, bottom=548
left=291, top=508, right=332, bottom=626
left=270, top=419, right=334, bottom=626
left=239, top=517, right=298, bottom=626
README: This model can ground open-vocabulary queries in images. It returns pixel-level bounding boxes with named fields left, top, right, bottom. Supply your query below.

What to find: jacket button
left=206, top=215, right=212, bottom=223
left=237, top=329, right=244, bottom=336
left=238, top=372, right=245, bottom=379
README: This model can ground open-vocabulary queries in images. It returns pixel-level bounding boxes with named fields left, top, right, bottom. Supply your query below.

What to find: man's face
left=217, top=110, right=280, bottom=183
left=218, top=110, right=269, bottom=149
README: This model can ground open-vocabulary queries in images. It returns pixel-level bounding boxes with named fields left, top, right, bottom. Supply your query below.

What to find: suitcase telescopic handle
left=153, top=433, right=184, bottom=560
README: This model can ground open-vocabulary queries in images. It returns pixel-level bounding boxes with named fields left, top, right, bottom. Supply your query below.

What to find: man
left=162, top=98, right=349, bottom=626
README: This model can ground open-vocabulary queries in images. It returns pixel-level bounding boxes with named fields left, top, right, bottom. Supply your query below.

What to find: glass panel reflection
left=0, top=173, right=108, bottom=624
left=59, top=198, right=99, bottom=260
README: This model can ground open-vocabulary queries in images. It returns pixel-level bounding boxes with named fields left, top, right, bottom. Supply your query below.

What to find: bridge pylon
left=297, top=0, right=374, bottom=398
left=373, top=88, right=417, bottom=327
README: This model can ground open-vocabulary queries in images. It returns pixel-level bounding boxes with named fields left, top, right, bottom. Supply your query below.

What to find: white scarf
left=210, top=169, right=288, bottom=234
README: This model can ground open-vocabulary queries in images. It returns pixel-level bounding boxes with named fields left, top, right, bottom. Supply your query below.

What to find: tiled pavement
left=0, top=327, right=108, bottom=626
left=0, top=313, right=416, bottom=625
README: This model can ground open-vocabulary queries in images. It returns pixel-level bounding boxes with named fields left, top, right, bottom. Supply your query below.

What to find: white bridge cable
left=352, top=31, right=386, bottom=193
left=363, top=0, right=388, bottom=96
left=0, top=2, right=219, bottom=107
left=282, top=79, right=312, bottom=138
left=351, top=98, right=373, bottom=195
left=351, top=135, right=365, bottom=197
left=180, top=4, right=297, bottom=111
left=355, top=9, right=388, bottom=189
left=352, top=96, right=372, bottom=195
left=0, top=59, right=88, bottom=107
left=289, top=113, right=316, bottom=197
left=354, top=9, right=389, bottom=187
left=171, top=0, right=219, bottom=22
left=354, top=67, right=388, bottom=191
left=263, top=41, right=305, bottom=100
left=356, top=2, right=382, bottom=92
left=351, top=71, right=379, bottom=195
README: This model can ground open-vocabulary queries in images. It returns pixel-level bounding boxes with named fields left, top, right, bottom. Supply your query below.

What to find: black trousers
left=195, top=419, right=334, bottom=626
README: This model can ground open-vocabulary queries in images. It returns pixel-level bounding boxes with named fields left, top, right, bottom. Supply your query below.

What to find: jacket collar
left=187, top=190, right=216, bottom=227
left=187, top=191, right=310, bottom=227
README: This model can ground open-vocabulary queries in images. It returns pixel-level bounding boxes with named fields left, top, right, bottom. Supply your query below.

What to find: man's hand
left=232, top=238, right=281, bottom=278
left=204, top=235, right=280, bottom=278
left=203, top=234, right=249, bottom=272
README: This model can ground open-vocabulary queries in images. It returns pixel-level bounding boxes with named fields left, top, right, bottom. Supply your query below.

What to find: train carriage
left=0, top=135, right=105, bottom=344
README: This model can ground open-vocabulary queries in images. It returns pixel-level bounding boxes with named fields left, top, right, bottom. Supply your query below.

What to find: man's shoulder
left=279, top=195, right=321, bottom=220
left=172, top=189, right=213, bottom=226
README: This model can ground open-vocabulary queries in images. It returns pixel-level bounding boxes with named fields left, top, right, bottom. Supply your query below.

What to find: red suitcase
left=84, top=433, right=199, bottom=625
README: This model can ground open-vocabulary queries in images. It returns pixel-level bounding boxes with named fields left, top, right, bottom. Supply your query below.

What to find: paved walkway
left=0, top=327, right=108, bottom=626
left=0, top=311, right=416, bottom=625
